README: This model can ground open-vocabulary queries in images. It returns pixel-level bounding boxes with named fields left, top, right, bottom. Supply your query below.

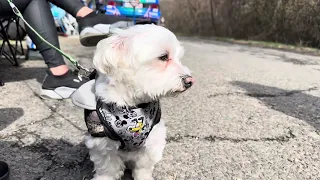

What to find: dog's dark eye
left=159, top=54, right=169, bottom=61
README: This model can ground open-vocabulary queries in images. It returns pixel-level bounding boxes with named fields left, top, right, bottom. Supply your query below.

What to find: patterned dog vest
left=95, top=99, right=161, bottom=151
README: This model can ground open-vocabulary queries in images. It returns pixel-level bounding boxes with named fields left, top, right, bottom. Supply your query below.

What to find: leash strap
left=6, top=0, right=89, bottom=72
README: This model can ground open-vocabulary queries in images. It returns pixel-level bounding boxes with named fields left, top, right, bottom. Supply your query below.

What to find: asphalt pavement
left=0, top=36, right=319, bottom=180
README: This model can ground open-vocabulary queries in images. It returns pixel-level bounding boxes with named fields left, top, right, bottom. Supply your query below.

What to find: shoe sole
left=80, top=33, right=110, bottom=47
left=79, top=22, right=155, bottom=46
left=40, top=87, right=77, bottom=100
left=80, top=25, right=112, bottom=47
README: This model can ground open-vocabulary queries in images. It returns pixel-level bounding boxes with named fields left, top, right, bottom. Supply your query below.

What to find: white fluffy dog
left=76, top=24, right=194, bottom=180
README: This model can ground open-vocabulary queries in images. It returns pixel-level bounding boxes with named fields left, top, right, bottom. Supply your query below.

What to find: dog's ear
left=93, top=35, right=128, bottom=74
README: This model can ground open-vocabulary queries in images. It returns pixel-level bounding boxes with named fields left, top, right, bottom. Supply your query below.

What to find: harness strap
left=150, top=105, right=161, bottom=130
left=96, top=99, right=126, bottom=149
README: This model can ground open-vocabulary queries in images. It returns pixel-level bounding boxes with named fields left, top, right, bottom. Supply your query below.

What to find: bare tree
left=161, top=0, right=320, bottom=47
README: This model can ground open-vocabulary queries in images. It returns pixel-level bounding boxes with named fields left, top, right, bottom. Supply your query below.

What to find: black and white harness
left=72, top=79, right=161, bottom=151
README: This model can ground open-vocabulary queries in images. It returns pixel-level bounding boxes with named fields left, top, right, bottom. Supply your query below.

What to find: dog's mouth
left=171, top=88, right=188, bottom=95
left=166, top=91, right=182, bottom=98
left=174, top=88, right=187, bottom=93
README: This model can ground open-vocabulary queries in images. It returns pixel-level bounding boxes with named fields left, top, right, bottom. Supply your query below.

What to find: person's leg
left=0, top=0, right=68, bottom=75
left=48, top=0, right=92, bottom=17
left=0, top=0, right=88, bottom=99
left=2, top=0, right=139, bottom=47
left=48, top=0, right=136, bottom=46
left=23, top=0, right=89, bottom=99
left=23, top=0, right=68, bottom=75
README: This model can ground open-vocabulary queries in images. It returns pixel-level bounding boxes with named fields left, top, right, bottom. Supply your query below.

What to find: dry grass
left=160, top=0, right=320, bottom=48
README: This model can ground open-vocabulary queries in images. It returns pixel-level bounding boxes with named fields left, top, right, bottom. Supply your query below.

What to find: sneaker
left=0, top=161, right=9, bottom=180
left=77, top=12, right=135, bottom=46
left=40, top=70, right=89, bottom=99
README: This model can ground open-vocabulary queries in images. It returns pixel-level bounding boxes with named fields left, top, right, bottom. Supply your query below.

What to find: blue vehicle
left=87, top=0, right=164, bottom=25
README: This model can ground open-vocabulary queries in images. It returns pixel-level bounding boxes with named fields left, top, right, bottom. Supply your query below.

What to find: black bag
left=4, top=17, right=27, bottom=41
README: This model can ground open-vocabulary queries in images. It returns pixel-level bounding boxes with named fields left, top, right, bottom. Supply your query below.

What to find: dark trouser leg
left=48, top=0, right=84, bottom=17
left=0, top=0, right=66, bottom=68
left=23, top=0, right=66, bottom=68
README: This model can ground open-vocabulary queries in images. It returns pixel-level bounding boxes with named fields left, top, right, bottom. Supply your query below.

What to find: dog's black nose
left=182, top=76, right=194, bottom=89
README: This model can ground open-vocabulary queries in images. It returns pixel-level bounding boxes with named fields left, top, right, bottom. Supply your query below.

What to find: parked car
left=87, top=0, right=164, bottom=25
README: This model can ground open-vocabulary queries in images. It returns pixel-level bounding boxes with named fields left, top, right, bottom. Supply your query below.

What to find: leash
left=6, top=0, right=91, bottom=75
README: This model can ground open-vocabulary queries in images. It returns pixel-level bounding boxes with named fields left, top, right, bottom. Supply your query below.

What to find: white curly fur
left=85, top=24, right=193, bottom=180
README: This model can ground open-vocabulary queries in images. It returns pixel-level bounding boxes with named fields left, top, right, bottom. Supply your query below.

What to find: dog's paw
left=133, top=177, right=154, bottom=180
left=132, top=169, right=154, bottom=180
left=91, top=176, right=116, bottom=180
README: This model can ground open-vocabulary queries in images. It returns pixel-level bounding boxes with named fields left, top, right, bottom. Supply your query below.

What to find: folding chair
left=0, top=16, right=27, bottom=86
left=0, top=16, right=26, bottom=66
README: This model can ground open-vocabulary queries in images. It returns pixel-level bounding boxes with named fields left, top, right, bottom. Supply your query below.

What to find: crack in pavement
left=16, top=113, right=56, bottom=129
left=0, top=128, right=30, bottom=145
left=37, top=99, right=86, bottom=132
left=167, top=129, right=296, bottom=143
left=208, top=87, right=318, bottom=98
left=24, top=82, right=85, bottom=132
